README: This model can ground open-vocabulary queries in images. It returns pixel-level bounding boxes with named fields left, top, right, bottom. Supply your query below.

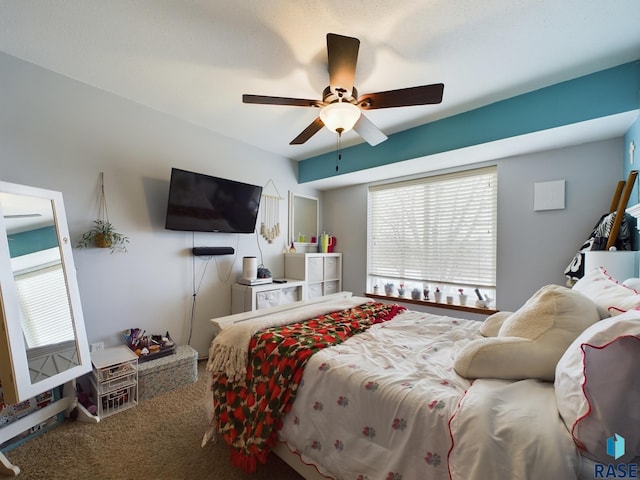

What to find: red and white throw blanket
left=207, top=302, right=406, bottom=473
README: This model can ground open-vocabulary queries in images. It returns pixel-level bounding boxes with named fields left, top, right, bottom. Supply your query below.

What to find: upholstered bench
left=137, top=345, right=198, bottom=401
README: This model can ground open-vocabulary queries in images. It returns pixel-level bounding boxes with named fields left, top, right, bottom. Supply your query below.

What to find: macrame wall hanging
left=260, top=179, right=282, bottom=243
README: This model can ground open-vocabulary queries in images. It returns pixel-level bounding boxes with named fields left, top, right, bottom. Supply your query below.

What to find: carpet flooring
left=4, top=360, right=305, bottom=480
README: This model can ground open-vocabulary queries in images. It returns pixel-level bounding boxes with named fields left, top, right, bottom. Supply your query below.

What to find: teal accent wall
left=7, top=226, right=59, bottom=258
left=299, top=60, right=640, bottom=183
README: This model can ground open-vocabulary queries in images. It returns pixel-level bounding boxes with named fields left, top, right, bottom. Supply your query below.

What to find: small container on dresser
left=90, top=346, right=138, bottom=419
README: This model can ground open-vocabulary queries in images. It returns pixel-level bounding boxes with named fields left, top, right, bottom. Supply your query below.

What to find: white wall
left=0, top=52, right=319, bottom=358
left=323, top=138, right=623, bottom=314
left=0, top=50, right=627, bottom=358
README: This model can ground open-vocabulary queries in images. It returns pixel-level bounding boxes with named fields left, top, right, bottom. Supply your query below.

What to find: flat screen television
left=165, top=168, right=262, bottom=234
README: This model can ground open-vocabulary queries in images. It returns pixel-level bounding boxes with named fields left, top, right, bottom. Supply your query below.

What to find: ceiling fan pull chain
left=336, top=129, right=344, bottom=171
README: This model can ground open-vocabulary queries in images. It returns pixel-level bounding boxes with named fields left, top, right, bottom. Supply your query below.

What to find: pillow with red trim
left=572, top=267, right=640, bottom=318
left=554, top=310, right=640, bottom=464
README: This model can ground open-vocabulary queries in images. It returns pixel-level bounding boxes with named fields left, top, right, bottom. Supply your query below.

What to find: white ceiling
left=0, top=0, right=639, bottom=184
left=0, top=192, right=54, bottom=234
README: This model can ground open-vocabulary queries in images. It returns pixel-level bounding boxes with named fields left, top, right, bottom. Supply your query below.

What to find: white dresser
left=231, top=280, right=305, bottom=314
left=230, top=253, right=343, bottom=313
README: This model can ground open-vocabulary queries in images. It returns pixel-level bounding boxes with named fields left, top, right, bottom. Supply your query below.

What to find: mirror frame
left=0, top=181, right=91, bottom=404
left=288, top=191, right=319, bottom=247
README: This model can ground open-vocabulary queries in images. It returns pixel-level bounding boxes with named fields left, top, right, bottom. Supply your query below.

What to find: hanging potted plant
left=78, top=219, right=129, bottom=253
left=77, top=172, right=129, bottom=253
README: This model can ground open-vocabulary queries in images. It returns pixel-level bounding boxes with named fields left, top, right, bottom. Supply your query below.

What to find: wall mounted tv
left=165, top=168, right=263, bottom=234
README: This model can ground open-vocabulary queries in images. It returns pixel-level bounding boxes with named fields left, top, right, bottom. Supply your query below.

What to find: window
left=368, top=166, right=497, bottom=300
left=14, top=259, right=75, bottom=349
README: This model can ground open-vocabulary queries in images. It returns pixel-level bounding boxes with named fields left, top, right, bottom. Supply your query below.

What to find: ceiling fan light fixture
left=244, top=34, right=444, bottom=146
left=320, top=101, right=361, bottom=134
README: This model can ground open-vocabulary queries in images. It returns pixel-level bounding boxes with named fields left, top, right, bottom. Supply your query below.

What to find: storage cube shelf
left=90, top=346, right=138, bottom=419
left=285, top=253, right=342, bottom=300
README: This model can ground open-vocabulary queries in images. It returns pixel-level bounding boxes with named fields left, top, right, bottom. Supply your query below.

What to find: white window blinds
left=368, top=166, right=497, bottom=287
left=15, top=263, right=75, bottom=349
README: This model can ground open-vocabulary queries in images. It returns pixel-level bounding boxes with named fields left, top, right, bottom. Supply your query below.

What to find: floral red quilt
left=211, top=302, right=405, bottom=473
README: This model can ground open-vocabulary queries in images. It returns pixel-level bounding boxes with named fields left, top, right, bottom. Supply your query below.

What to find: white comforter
left=449, top=378, right=582, bottom=480
left=278, top=310, right=583, bottom=480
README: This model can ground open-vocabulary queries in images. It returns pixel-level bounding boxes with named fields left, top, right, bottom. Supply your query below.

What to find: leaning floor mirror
left=0, top=180, right=94, bottom=473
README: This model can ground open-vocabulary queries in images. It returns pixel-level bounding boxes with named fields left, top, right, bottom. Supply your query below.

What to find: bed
left=203, top=268, right=640, bottom=480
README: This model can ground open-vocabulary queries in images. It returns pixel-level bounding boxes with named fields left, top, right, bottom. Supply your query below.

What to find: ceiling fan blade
left=358, top=83, right=444, bottom=110
left=353, top=114, right=388, bottom=146
left=290, top=117, right=325, bottom=145
left=327, top=33, right=360, bottom=95
left=243, top=94, right=323, bottom=108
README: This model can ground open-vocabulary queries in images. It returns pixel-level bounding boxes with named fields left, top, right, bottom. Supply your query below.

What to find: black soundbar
left=192, top=246, right=235, bottom=256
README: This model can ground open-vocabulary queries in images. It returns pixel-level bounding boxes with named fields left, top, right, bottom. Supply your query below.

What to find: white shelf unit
left=90, top=346, right=138, bottom=419
left=231, top=280, right=305, bottom=314
left=285, top=253, right=342, bottom=300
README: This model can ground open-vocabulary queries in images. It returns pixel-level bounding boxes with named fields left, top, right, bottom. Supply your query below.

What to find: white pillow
left=554, top=310, right=640, bottom=464
left=454, top=285, right=599, bottom=381
left=572, top=267, right=640, bottom=318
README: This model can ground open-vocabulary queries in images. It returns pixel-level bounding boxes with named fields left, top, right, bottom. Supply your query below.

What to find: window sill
left=365, top=293, right=499, bottom=316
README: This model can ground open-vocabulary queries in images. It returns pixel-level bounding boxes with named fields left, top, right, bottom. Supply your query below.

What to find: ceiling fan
left=243, top=33, right=444, bottom=147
